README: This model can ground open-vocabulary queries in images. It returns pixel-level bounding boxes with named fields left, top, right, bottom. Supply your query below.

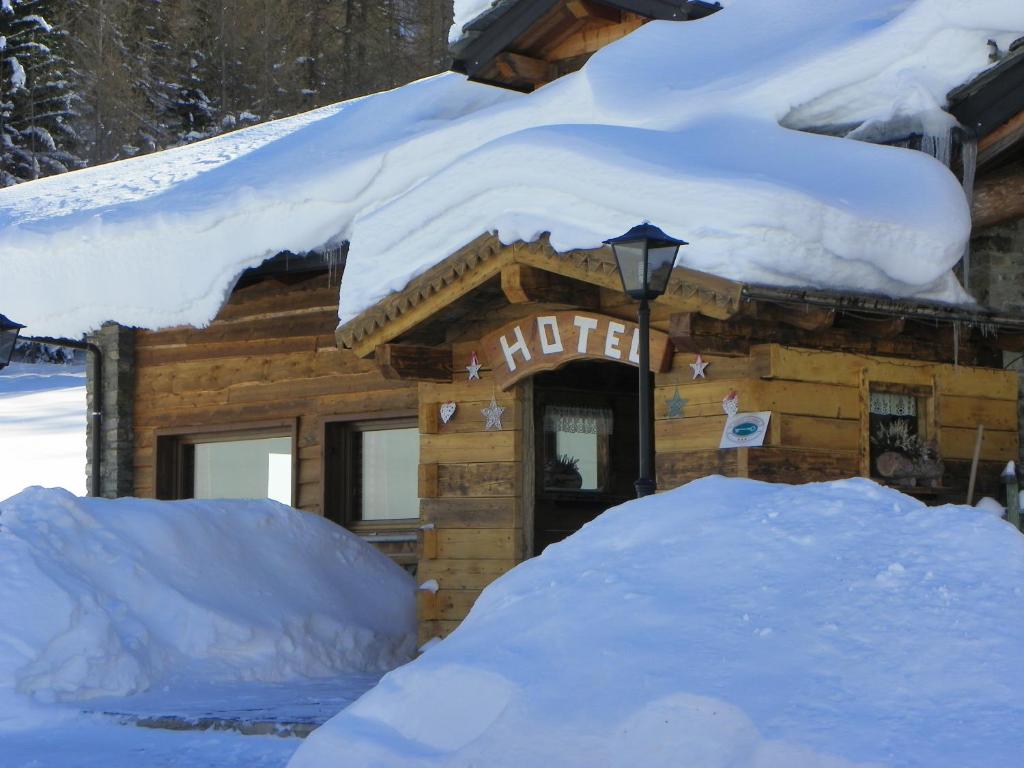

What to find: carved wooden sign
left=481, top=311, right=673, bottom=390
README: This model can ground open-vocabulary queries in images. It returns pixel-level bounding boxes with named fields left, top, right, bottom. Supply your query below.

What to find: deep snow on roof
left=1, top=0, right=1022, bottom=338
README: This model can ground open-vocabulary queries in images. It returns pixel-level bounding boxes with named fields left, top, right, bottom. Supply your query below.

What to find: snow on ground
left=291, top=477, right=1024, bottom=768
left=0, top=488, right=416, bottom=731
left=0, top=363, right=86, bottom=499
left=3, top=1, right=1023, bottom=337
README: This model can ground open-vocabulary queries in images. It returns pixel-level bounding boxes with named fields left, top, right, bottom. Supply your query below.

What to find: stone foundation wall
left=971, top=218, right=1024, bottom=465
left=85, top=323, right=135, bottom=498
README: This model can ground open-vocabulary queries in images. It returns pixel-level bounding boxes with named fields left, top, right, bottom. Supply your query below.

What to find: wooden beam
left=838, top=315, right=906, bottom=339
left=493, top=52, right=555, bottom=87
left=376, top=344, right=453, bottom=383
left=667, top=312, right=746, bottom=354
left=972, top=163, right=1024, bottom=230
left=977, top=110, right=1024, bottom=169
left=566, top=0, right=621, bottom=25
left=752, top=302, right=836, bottom=331
left=500, top=263, right=599, bottom=307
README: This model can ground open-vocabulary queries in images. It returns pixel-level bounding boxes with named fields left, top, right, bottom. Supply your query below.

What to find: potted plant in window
left=871, top=420, right=943, bottom=487
left=544, top=454, right=583, bottom=490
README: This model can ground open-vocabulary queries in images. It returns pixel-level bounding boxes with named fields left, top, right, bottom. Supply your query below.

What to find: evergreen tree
left=0, top=0, right=82, bottom=186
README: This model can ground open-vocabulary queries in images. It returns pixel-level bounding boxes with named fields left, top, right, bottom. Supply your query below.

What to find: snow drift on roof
left=1, top=0, right=1022, bottom=337
left=289, top=477, right=1024, bottom=767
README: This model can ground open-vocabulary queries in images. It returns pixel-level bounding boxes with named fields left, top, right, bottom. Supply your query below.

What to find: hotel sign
left=481, top=311, right=673, bottom=390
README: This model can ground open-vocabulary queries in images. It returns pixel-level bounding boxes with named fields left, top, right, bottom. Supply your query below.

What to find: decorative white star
left=466, top=352, right=482, bottom=381
left=690, top=354, right=709, bottom=380
left=481, top=396, right=505, bottom=431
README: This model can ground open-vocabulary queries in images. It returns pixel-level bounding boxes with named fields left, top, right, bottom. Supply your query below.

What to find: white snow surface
left=3, top=0, right=1024, bottom=337
left=0, top=488, right=415, bottom=729
left=290, top=477, right=1024, bottom=768
left=0, top=363, right=87, bottom=499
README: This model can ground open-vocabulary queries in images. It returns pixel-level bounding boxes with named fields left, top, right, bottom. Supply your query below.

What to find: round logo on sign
left=729, top=416, right=765, bottom=443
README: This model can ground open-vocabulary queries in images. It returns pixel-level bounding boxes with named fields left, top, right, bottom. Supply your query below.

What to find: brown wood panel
left=421, top=431, right=521, bottom=464
left=420, top=497, right=518, bottom=528
left=434, top=529, right=520, bottom=561
left=437, top=462, right=519, bottom=498
left=657, top=450, right=739, bottom=489
left=656, top=416, right=728, bottom=452
left=747, top=448, right=859, bottom=484
left=417, top=558, right=516, bottom=590
left=657, top=353, right=760, bottom=385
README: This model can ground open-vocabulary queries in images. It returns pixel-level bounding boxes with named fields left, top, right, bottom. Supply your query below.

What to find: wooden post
left=966, top=424, right=985, bottom=506
left=1003, top=463, right=1020, bottom=531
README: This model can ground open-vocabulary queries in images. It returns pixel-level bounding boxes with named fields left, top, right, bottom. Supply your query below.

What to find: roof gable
left=450, top=0, right=720, bottom=91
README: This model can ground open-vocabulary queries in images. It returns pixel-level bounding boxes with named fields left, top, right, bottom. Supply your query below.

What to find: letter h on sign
left=500, top=326, right=532, bottom=372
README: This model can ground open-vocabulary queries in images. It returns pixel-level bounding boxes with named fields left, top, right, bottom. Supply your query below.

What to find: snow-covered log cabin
left=2, top=0, right=1023, bottom=644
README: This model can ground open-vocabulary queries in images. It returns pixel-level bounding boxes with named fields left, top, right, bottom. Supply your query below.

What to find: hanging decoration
left=543, top=405, right=614, bottom=435
left=439, top=401, right=457, bottom=425
left=482, top=396, right=506, bottom=431
left=722, top=389, right=739, bottom=416
left=466, top=351, right=482, bottom=381
left=666, top=388, right=687, bottom=419
left=690, top=353, right=709, bottom=380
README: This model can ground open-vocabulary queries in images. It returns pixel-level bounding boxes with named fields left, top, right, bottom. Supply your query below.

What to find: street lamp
left=0, top=314, right=24, bottom=370
left=604, top=224, right=687, bottom=498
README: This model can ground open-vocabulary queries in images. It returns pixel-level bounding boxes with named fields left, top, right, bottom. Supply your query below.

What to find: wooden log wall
left=133, top=273, right=419, bottom=561
left=415, top=377, right=529, bottom=645
left=655, top=344, right=1019, bottom=497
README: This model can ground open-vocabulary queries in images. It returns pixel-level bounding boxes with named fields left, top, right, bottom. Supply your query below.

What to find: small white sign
left=719, top=411, right=772, bottom=449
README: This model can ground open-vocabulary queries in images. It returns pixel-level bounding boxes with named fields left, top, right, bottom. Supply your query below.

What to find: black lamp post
left=604, top=224, right=687, bottom=498
left=0, top=314, right=24, bottom=370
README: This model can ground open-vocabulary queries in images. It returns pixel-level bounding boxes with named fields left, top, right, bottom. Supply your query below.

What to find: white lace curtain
left=544, top=406, right=614, bottom=435
left=869, top=392, right=917, bottom=417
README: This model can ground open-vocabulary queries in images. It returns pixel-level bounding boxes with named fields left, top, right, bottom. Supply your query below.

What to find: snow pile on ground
left=0, top=488, right=415, bottom=727
left=0, top=363, right=87, bottom=499
left=2, top=1, right=1023, bottom=337
left=291, top=477, right=1024, bottom=768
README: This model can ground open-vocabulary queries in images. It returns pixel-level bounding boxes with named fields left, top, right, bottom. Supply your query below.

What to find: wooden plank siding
left=132, top=273, right=418, bottom=517
left=415, top=373, right=530, bottom=645
left=653, top=345, right=1019, bottom=491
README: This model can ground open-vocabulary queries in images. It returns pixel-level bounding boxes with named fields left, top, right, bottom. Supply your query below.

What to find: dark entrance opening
left=533, top=361, right=640, bottom=554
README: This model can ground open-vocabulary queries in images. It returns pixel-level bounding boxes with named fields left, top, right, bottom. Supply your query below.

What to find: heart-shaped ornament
left=439, top=401, right=457, bottom=424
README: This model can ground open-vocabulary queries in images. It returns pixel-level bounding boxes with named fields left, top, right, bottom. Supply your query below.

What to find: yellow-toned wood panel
left=418, top=589, right=481, bottom=622
left=657, top=353, right=761, bottom=385
left=938, top=396, right=1019, bottom=430
left=417, top=558, right=517, bottom=590
left=777, top=414, right=859, bottom=452
left=418, top=620, right=462, bottom=645
left=939, top=427, right=1019, bottom=461
left=655, top=416, right=728, bottom=452
left=757, top=381, right=860, bottom=420
left=420, top=431, right=521, bottom=464
left=763, top=344, right=1018, bottom=400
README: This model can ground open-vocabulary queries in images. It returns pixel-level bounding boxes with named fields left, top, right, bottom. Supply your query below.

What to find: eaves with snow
left=1, top=0, right=1022, bottom=339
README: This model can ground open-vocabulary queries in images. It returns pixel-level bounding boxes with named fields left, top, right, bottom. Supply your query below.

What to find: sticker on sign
left=719, top=411, right=772, bottom=449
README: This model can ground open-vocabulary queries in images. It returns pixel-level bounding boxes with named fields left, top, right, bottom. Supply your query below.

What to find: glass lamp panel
left=611, top=241, right=647, bottom=296
left=647, top=244, right=678, bottom=296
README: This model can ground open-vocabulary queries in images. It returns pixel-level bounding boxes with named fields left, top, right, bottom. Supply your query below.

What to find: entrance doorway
left=533, top=361, right=640, bottom=553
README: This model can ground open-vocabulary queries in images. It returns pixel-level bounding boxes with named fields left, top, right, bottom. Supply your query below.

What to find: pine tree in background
left=0, top=0, right=82, bottom=186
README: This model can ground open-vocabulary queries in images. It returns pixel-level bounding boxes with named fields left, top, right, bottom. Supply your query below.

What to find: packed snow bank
left=3, top=1, right=1023, bottom=337
left=0, top=488, right=415, bottom=726
left=0, top=363, right=87, bottom=499
left=290, top=477, right=1024, bottom=768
